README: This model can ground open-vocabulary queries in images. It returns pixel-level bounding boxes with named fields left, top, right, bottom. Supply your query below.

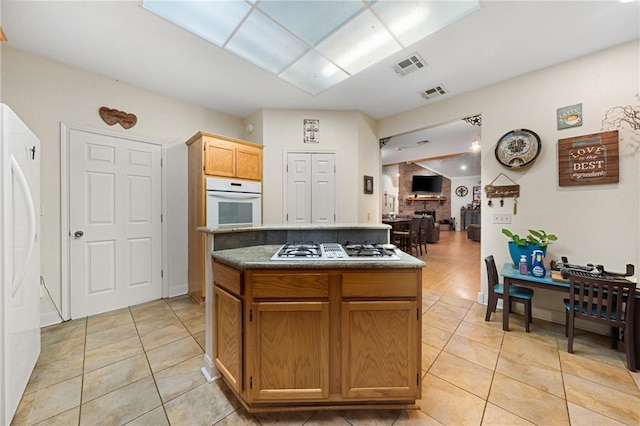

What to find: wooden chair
left=418, top=216, right=428, bottom=255
left=565, top=274, right=636, bottom=371
left=422, top=215, right=440, bottom=243
left=392, top=217, right=422, bottom=256
left=484, top=255, right=534, bottom=332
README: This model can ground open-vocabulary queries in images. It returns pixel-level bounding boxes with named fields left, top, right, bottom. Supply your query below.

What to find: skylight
left=141, top=0, right=480, bottom=95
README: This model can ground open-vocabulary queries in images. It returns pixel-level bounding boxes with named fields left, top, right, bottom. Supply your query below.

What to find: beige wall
left=379, top=40, right=640, bottom=320
left=1, top=47, right=243, bottom=320
left=3, top=39, right=638, bottom=326
left=258, top=109, right=377, bottom=224
left=0, top=47, right=380, bottom=323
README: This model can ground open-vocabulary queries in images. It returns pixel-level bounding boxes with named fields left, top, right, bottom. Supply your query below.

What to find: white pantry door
left=69, top=129, right=162, bottom=318
left=285, top=153, right=335, bottom=224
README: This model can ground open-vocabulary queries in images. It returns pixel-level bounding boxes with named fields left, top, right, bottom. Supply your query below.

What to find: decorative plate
left=494, top=129, right=541, bottom=168
left=455, top=185, right=468, bottom=197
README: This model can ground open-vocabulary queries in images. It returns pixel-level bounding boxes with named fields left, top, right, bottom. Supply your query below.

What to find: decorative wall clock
left=494, top=129, right=541, bottom=168
left=455, top=185, right=468, bottom=197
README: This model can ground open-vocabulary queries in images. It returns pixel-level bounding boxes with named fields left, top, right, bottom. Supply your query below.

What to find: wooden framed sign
left=484, top=184, right=520, bottom=199
left=484, top=173, right=520, bottom=198
left=558, top=130, right=619, bottom=186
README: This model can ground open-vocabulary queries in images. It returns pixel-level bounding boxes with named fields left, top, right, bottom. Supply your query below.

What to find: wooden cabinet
left=186, top=132, right=263, bottom=302
left=213, top=286, right=242, bottom=394
left=460, top=207, right=481, bottom=230
left=341, top=300, right=417, bottom=399
left=211, top=262, right=421, bottom=412
left=340, top=271, right=419, bottom=399
left=249, top=301, right=330, bottom=401
left=213, top=262, right=243, bottom=393
left=203, top=137, right=262, bottom=180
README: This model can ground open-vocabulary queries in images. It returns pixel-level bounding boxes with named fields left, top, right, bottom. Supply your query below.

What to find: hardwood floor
left=415, top=230, right=481, bottom=302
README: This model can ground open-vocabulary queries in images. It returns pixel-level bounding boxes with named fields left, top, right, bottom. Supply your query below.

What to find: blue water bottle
left=531, top=250, right=546, bottom=278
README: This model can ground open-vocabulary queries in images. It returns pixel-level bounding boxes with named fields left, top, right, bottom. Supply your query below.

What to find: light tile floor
left=12, top=292, right=640, bottom=425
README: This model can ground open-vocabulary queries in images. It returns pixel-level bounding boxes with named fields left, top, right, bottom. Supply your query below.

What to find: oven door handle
left=207, top=191, right=261, bottom=200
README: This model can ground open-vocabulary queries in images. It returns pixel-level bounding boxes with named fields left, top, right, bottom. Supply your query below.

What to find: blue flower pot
left=507, top=242, right=547, bottom=271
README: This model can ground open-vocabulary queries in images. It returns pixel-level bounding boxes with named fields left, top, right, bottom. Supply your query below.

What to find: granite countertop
left=211, top=244, right=425, bottom=269
left=198, top=223, right=391, bottom=235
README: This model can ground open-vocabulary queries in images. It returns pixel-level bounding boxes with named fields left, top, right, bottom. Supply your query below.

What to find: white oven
left=206, top=177, right=261, bottom=228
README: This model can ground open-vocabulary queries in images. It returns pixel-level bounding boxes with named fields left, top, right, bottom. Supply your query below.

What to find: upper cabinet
left=185, top=131, right=263, bottom=301
left=193, top=134, right=263, bottom=181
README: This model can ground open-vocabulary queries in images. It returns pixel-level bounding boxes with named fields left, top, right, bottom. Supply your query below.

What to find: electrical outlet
left=492, top=213, right=511, bottom=224
left=367, top=212, right=371, bottom=221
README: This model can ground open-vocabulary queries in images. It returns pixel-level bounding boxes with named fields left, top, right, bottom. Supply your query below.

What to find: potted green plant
left=502, top=228, right=558, bottom=268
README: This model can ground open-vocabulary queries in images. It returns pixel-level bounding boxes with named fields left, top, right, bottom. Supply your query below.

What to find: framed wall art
left=303, top=119, right=319, bottom=143
left=557, top=103, right=582, bottom=130
left=364, top=175, right=373, bottom=194
left=558, top=130, right=619, bottom=186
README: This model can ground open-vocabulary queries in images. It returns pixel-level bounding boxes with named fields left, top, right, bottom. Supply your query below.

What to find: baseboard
left=167, top=284, right=188, bottom=298
left=201, top=353, right=221, bottom=383
left=480, top=299, right=610, bottom=337
left=40, top=311, right=63, bottom=327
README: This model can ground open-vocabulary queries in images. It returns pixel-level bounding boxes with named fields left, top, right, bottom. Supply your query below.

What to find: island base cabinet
left=248, top=301, right=330, bottom=402
left=341, top=301, right=419, bottom=399
left=211, top=263, right=422, bottom=412
left=213, top=287, right=243, bottom=394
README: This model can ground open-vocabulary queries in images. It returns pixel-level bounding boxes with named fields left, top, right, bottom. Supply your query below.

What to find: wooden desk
left=500, top=263, right=640, bottom=366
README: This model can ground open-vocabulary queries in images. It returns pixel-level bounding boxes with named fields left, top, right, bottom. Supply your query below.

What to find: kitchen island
left=207, top=242, right=424, bottom=413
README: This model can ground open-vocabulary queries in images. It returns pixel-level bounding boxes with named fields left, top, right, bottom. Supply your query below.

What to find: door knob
left=74, top=230, right=84, bottom=238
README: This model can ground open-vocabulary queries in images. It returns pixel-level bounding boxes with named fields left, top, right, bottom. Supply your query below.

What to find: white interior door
left=286, top=153, right=312, bottom=223
left=285, top=152, right=335, bottom=224
left=69, top=129, right=162, bottom=318
left=310, top=153, right=335, bottom=223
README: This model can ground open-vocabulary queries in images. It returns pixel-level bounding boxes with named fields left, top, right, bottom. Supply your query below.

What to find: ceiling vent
left=419, top=85, right=448, bottom=101
left=392, top=53, right=426, bottom=77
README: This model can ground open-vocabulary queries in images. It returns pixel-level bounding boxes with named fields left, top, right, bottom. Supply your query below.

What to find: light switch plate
left=492, top=213, right=511, bottom=224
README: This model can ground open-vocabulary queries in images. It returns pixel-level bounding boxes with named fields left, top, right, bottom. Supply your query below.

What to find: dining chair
left=484, top=255, right=534, bottom=332
left=418, top=216, right=428, bottom=255
left=392, top=217, right=422, bottom=256
left=564, top=273, right=636, bottom=371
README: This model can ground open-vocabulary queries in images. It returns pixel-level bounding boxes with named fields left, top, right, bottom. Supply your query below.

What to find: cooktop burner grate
left=275, top=242, right=322, bottom=258
left=343, top=242, right=396, bottom=258
left=271, top=242, right=400, bottom=261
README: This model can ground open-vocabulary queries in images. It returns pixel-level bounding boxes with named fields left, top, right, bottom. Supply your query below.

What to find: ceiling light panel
left=373, top=0, right=480, bottom=46
left=141, top=0, right=250, bottom=46
left=258, top=0, right=363, bottom=46
left=279, top=50, right=349, bottom=95
left=225, top=9, right=309, bottom=74
left=141, top=0, right=482, bottom=95
left=317, top=10, right=402, bottom=75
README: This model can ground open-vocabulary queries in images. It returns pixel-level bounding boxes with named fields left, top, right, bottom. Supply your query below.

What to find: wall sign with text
left=557, top=103, right=582, bottom=130
left=558, top=130, right=619, bottom=186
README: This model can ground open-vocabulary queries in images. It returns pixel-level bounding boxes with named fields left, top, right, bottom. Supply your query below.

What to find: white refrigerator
left=0, top=104, right=41, bottom=425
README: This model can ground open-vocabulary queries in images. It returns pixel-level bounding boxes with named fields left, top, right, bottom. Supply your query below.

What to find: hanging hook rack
left=484, top=173, right=520, bottom=199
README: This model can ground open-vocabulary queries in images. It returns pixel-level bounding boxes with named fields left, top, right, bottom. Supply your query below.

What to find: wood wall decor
left=484, top=173, right=520, bottom=198
left=558, top=130, right=619, bottom=186
left=99, top=107, right=137, bottom=129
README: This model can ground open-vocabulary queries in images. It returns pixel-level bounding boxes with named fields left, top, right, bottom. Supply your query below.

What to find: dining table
left=500, top=262, right=640, bottom=366
left=381, top=217, right=412, bottom=229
